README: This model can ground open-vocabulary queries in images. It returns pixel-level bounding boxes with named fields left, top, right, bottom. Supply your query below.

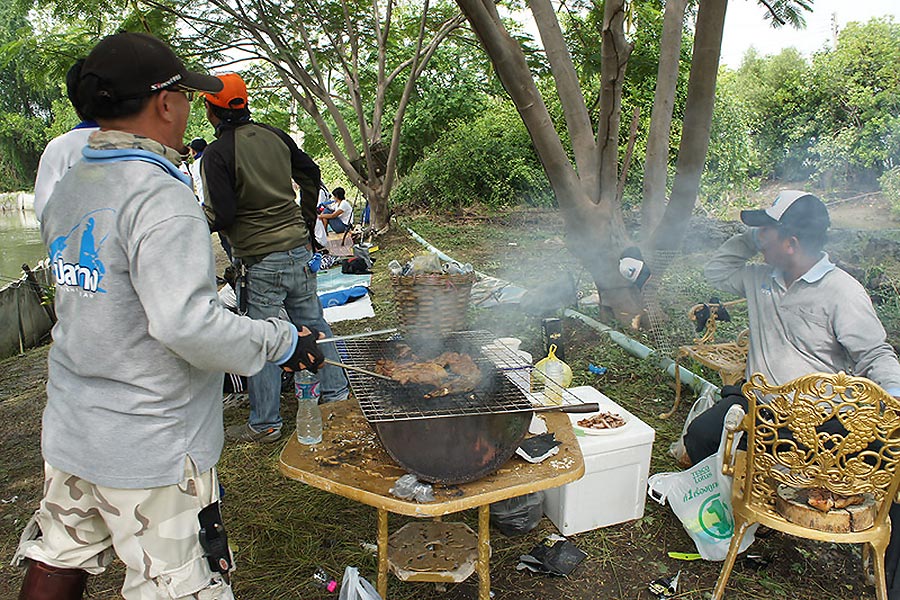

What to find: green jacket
left=202, top=120, right=320, bottom=261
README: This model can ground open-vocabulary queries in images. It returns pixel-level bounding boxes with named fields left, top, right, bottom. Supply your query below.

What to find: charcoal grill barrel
left=339, top=331, right=545, bottom=483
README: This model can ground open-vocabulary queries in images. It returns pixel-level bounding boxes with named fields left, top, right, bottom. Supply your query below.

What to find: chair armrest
left=721, top=404, right=746, bottom=477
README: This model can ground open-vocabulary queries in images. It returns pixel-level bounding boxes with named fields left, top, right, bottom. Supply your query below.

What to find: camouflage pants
left=13, top=459, right=234, bottom=600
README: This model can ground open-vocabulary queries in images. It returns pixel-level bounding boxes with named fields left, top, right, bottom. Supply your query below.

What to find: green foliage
left=724, top=16, right=900, bottom=191
left=700, top=71, right=760, bottom=212
left=728, top=47, right=813, bottom=180
left=0, top=0, right=187, bottom=191
left=391, top=99, right=553, bottom=211
left=760, top=0, right=814, bottom=29
left=880, top=167, right=900, bottom=216
left=0, top=3, right=59, bottom=189
left=395, top=55, right=492, bottom=176
left=806, top=17, right=900, bottom=187
left=317, top=154, right=358, bottom=198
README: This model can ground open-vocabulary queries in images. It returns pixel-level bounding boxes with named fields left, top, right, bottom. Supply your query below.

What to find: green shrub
left=880, top=166, right=900, bottom=216
left=391, top=100, right=554, bottom=211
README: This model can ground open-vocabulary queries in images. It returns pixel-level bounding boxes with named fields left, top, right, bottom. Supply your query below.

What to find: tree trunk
left=651, top=0, right=728, bottom=255
left=568, top=0, right=640, bottom=321
left=457, top=0, right=730, bottom=323
left=365, top=181, right=392, bottom=232
left=596, top=0, right=631, bottom=198
left=564, top=192, right=642, bottom=322
left=641, top=0, right=688, bottom=237
left=457, top=0, right=643, bottom=319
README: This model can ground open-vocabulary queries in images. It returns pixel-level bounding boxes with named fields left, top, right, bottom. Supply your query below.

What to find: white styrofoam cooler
left=543, top=386, right=655, bottom=535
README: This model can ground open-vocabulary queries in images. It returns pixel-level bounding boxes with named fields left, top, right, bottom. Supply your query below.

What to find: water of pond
left=0, top=210, right=46, bottom=286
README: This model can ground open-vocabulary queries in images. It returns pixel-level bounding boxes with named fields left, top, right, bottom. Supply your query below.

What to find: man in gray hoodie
left=13, top=33, right=323, bottom=600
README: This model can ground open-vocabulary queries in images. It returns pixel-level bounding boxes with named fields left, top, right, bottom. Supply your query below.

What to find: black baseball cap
left=81, top=32, right=223, bottom=101
left=740, top=190, right=830, bottom=233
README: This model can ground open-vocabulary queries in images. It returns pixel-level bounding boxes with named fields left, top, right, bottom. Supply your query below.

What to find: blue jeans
left=243, top=246, right=349, bottom=432
left=321, top=207, right=350, bottom=233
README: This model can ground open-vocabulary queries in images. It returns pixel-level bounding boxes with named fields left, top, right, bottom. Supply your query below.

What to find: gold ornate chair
left=660, top=299, right=749, bottom=419
left=713, top=372, right=900, bottom=600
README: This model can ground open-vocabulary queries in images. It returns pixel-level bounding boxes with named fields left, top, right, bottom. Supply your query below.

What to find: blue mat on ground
left=316, top=269, right=371, bottom=294
left=317, top=269, right=374, bottom=323
left=320, top=285, right=369, bottom=308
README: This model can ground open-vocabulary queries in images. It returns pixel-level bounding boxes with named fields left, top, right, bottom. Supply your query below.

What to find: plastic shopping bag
left=647, top=410, right=756, bottom=561
left=669, top=383, right=718, bottom=463
left=338, top=566, right=383, bottom=600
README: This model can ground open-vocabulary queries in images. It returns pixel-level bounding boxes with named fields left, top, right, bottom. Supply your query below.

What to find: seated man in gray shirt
left=682, top=190, right=900, bottom=597
left=683, top=190, right=900, bottom=461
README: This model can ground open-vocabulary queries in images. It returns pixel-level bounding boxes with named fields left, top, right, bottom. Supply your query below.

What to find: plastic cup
left=496, top=337, right=522, bottom=352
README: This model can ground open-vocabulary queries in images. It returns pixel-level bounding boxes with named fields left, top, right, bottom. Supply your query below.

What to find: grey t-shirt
left=41, top=140, right=296, bottom=488
left=705, top=231, right=900, bottom=395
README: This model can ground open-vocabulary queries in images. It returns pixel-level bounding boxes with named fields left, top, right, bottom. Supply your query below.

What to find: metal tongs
left=322, top=358, right=394, bottom=381
left=316, top=328, right=398, bottom=381
left=531, top=402, right=600, bottom=414
left=316, top=328, right=397, bottom=345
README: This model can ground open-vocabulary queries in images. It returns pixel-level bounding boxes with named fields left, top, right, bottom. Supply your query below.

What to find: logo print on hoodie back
left=49, top=210, right=113, bottom=294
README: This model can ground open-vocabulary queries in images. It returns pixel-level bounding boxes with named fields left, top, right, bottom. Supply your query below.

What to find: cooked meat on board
left=805, top=488, right=865, bottom=512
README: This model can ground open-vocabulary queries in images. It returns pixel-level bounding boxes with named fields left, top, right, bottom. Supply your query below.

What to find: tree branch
left=595, top=0, right=632, bottom=203
left=757, top=0, right=786, bottom=26
left=528, top=0, right=595, bottom=176
left=455, top=0, right=580, bottom=205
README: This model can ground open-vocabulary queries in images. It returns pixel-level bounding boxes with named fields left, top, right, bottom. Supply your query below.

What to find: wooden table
left=279, top=399, right=585, bottom=599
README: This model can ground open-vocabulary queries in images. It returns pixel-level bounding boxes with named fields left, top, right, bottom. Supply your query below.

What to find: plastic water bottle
left=311, top=567, right=338, bottom=593
left=295, top=370, right=323, bottom=444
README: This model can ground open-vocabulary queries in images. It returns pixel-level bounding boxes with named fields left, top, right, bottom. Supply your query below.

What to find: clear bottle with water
left=295, top=370, right=323, bottom=444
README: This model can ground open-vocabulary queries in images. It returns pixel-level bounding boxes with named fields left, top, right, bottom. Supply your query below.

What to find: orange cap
left=203, top=73, right=248, bottom=109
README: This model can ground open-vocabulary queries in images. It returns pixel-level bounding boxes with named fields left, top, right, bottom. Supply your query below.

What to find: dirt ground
left=1, top=198, right=898, bottom=599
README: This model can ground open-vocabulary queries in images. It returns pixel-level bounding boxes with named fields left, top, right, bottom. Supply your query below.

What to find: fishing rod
left=0, top=272, right=54, bottom=291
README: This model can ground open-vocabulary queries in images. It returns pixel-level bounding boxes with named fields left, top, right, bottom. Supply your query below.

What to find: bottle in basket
left=295, top=370, right=323, bottom=445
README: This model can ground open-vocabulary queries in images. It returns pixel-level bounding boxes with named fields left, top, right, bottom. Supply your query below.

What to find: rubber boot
left=18, top=560, right=87, bottom=600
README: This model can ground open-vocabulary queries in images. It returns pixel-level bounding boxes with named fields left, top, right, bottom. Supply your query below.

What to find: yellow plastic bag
left=531, top=344, right=573, bottom=394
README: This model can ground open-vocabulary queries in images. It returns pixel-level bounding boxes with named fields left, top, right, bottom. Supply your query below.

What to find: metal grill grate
left=336, top=330, right=579, bottom=422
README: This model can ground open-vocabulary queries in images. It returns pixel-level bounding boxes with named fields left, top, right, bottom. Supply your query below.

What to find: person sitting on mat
left=318, top=186, right=353, bottom=234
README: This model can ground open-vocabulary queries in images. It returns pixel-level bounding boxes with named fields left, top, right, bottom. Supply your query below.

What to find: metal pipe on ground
left=405, top=226, right=720, bottom=401
left=562, top=309, right=718, bottom=398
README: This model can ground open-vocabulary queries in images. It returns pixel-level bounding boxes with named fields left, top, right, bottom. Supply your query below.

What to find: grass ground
left=1, top=206, right=897, bottom=599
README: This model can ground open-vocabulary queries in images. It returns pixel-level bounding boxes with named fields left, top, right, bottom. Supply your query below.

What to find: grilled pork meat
left=375, top=351, right=482, bottom=396
left=381, top=361, right=448, bottom=386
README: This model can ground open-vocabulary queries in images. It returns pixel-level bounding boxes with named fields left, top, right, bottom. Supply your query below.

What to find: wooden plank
left=775, top=486, right=876, bottom=533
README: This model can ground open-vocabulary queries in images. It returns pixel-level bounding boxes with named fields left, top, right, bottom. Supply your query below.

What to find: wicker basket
left=391, top=272, right=476, bottom=340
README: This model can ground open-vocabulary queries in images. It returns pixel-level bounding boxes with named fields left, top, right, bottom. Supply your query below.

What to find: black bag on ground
left=490, top=492, right=544, bottom=536
left=341, top=256, right=372, bottom=274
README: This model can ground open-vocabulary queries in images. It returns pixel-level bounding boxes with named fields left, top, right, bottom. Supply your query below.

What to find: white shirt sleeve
left=338, top=199, right=353, bottom=225
left=33, top=128, right=96, bottom=221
